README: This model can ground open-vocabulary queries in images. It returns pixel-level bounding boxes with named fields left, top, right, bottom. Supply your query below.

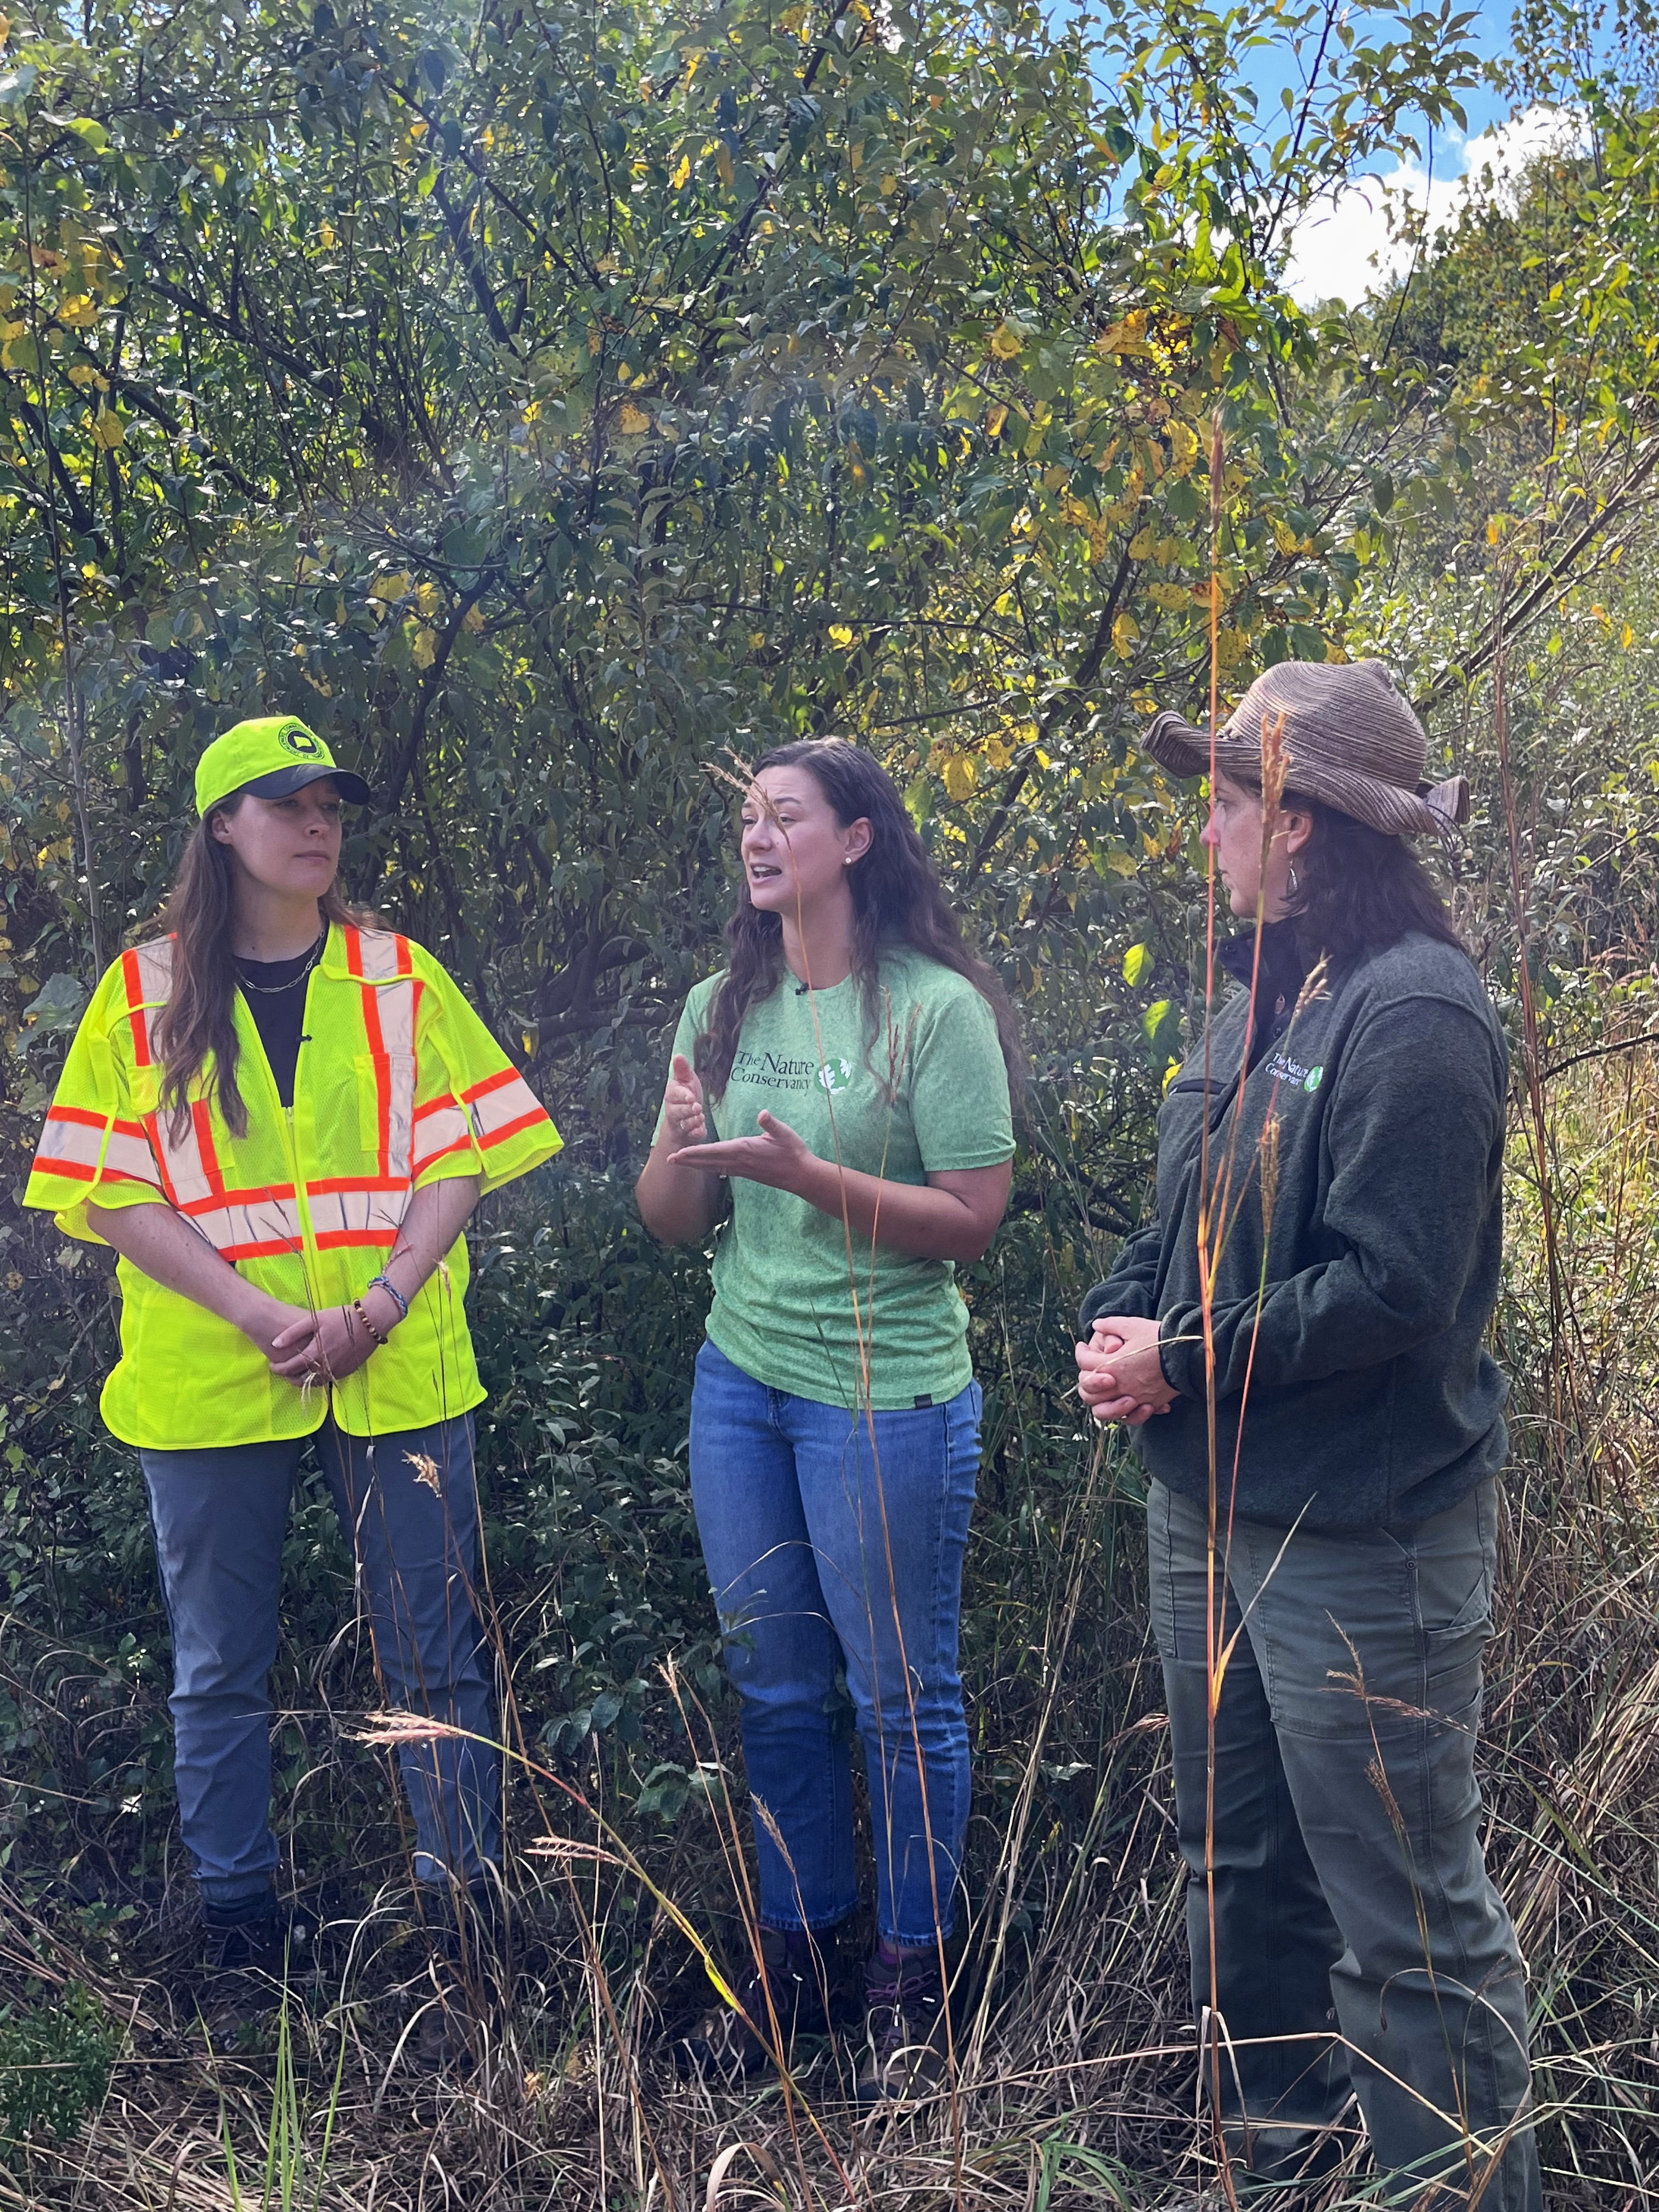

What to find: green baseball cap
left=195, top=715, right=373, bottom=817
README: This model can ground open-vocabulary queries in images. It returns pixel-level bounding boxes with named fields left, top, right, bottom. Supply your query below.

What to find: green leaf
left=24, top=973, right=90, bottom=1034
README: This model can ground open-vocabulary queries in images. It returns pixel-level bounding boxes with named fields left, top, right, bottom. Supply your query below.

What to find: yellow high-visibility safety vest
left=24, top=923, right=562, bottom=1451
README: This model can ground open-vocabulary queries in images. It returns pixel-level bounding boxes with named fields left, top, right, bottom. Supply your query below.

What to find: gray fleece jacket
left=1080, top=927, right=1510, bottom=1528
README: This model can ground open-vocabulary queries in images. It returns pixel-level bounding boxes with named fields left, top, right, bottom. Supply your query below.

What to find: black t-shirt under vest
left=234, top=940, right=319, bottom=1108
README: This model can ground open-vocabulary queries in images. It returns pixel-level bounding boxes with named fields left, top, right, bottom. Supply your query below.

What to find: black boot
left=679, top=1920, right=857, bottom=2084
left=198, top=1895, right=320, bottom=2038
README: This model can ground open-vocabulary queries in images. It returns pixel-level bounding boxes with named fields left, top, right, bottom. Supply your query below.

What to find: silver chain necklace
left=234, top=932, right=325, bottom=997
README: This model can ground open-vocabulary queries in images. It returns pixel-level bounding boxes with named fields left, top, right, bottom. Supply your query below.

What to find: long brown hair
left=695, top=739, right=1025, bottom=1099
left=151, top=795, right=370, bottom=1140
left=1284, top=791, right=1465, bottom=976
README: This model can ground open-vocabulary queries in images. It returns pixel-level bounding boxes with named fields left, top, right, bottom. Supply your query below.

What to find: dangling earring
left=1287, top=864, right=1299, bottom=896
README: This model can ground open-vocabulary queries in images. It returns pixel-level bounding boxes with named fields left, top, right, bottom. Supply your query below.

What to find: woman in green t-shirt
left=637, top=738, right=1020, bottom=2102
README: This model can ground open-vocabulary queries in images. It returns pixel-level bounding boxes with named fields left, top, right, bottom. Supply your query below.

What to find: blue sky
left=1232, top=1, right=1588, bottom=303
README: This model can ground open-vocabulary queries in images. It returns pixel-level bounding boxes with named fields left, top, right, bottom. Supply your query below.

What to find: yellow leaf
left=57, top=295, right=98, bottom=328
left=369, top=571, right=410, bottom=602
left=989, top=321, right=1024, bottom=361
left=1149, top=580, right=1191, bottom=610
left=1128, top=527, right=1156, bottom=561
left=1098, top=310, right=1148, bottom=354
left=416, top=580, right=444, bottom=618
left=1621, top=622, right=1635, bottom=650
left=985, top=402, right=1008, bottom=437
left=879, top=173, right=898, bottom=194
left=749, top=630, right=766, bottom=650
left=985, top=733, right=1012, bottom=770
left=672, top=153, right=691, bottom=190
left=319, top=221, right=336, bottom=250
left=618, top=402, right=650, bottom=434
left=89, top=407, right=124, bottom=449
left=828, top=623, right=854, bottom=647
left=411, top=624, right=438, bottom=669
left=716, top=142, right=735, bottom=187
left=462, top=605, right=486, bottom=635
left=1167, top=419, right=1199, bottom=476
left=1112, top=611, right=1139, bottom=659
left=1271, top=517, right=1301, bottom=556
left=943, top=754, right=977, bottom=800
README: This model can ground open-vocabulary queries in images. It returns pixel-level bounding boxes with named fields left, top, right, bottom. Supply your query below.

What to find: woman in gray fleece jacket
left=1076, top=660, right=1538, bottom=2211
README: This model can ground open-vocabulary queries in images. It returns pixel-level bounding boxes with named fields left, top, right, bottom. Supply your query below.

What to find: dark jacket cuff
left=1157, top=1305, right=1203, bottom=1399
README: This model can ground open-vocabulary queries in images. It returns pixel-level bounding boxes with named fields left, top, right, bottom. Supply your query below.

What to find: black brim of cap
left=240, top=763, right=374, bottom=806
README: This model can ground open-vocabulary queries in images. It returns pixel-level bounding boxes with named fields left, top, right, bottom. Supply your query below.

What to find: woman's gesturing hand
left=1075, top=1315, right=1178, bottom=1426
left=668, top=1109, right=815, bottom=1193
left=662, top=1053, right=710, bottom=1149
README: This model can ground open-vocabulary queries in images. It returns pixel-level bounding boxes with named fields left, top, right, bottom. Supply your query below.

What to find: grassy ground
left=2, top=1048, right=1657, bottom=2209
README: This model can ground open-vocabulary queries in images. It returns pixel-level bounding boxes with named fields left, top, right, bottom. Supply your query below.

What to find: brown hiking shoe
left=398, top=1878, right=511, bottom=2076
left=679, top=1921, right=855, bottom=2084
left=855, top=1935, right=957, bottom=2106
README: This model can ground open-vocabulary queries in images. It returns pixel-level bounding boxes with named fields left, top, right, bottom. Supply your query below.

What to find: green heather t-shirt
left=661, top=950, right=1015, bottom=1411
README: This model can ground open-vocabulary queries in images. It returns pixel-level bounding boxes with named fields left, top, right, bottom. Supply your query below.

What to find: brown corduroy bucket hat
left=1142, top=658, right=1469, bottom=839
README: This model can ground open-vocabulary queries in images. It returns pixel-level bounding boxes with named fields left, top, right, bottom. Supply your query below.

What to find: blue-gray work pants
left=139, top=1414, right=498, bottom=1912
left=1149, top=1476, right=1539, bottom=2209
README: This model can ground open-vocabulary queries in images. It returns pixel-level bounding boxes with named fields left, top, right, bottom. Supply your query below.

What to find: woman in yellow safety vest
left=25, top=715, right=561, bottom=2028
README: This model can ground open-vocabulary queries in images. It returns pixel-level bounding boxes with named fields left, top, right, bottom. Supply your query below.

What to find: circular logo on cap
left=279, top=724, right=322, bottom=758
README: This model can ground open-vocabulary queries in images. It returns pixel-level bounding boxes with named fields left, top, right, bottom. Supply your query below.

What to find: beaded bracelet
left=366, top=1272, right=410, bottom=1324
left=350, top=1296, right=388, bottom=1350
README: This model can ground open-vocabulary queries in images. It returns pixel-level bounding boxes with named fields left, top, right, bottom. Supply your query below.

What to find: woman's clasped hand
left=1074, top=1314, right=1177, bottom=1425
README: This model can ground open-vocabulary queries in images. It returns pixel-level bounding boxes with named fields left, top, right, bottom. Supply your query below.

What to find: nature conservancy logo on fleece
left=817, top=1056, right=853, bottom=1095
left=1264, top=1048, right=1325, bottom=1093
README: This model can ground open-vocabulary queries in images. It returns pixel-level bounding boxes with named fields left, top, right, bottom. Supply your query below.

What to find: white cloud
left=1283, top=105, right=1587, bottom=308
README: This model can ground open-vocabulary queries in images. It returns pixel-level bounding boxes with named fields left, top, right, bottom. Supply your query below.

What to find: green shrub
left=0, top=1984, right=119, bottom=2169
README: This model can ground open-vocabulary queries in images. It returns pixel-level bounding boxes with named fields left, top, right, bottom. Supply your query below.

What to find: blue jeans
left=689, top=1338, right=981, bottom=1946
left=139, top=1414, right=499, bottom=1914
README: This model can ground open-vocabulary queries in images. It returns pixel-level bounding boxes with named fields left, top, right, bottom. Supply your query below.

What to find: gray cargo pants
left=1149, top=1477, right=1539, bottom=2209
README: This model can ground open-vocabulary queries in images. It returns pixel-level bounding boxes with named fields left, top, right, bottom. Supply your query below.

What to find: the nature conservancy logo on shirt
left=1265, top=1048, right=1325, bottom=1093
left=731, top=1047, right=847, bottom=1094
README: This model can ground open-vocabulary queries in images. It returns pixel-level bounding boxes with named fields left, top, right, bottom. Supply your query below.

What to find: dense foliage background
left=3, top=0, right=1659, bottom=2203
